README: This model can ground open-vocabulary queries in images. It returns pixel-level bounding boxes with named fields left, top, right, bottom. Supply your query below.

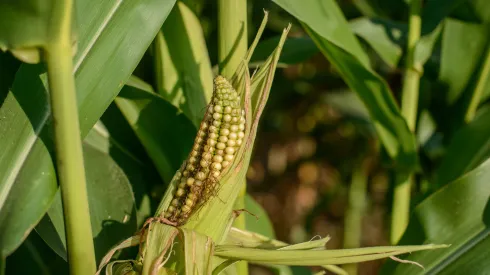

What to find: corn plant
left=1, top=0, right=490, bottom=275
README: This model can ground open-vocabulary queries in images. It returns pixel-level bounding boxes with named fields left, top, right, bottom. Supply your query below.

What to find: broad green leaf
left=251, top=36, right=318, bottom=65
left=0, top=52, right=20, bottom=93
left=421, top=0, right=466, bottom=32
left=0, top=0, right=76, bottom=63
left=244, top=194, right=275, bottom=239
left=5, top=230, right=68, bottom=274
left=449, top=0, right=490, bottom=24
left=154, top=1, right=213, bottom=127
left=0, top=0, right=176, bottom=257
left=273, top=0, right=417, bottom=171
left=439, top=19, right=490, bottom=105
left=36, top=134, right=138, bottom=262
left=115, top=84, right=196, bottom=183
left=381, top=157, right=490, bottom=274
left=272, top=0, right=369, bottom=67
left=349, top=17, right=406, bottom=68
left=98, top=103, right=164, bottom=227
left=435, top=107, right=490, bottom=186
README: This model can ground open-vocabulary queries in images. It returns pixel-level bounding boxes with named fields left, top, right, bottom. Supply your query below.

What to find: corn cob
left=163, top=75, right=245, bottom=225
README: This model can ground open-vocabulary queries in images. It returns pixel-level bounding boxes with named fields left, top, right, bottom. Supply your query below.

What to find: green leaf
left=435, top=107, right=490, bottom=187
left=439, top=19, right=490, bottom=105
left=0, top=52, right=20, bottom=93
left=244, top=194, right=275, bottom=239
left=381, top=157, right=490, bottom=274
left=273, top=0, right=417, bottom=171
left=154, top=1, right=214, bottom=127
left=421, top=0, right=466, bottom=32
left=449, top=0, right=490, bottom=25
left=36, top=132, right=138, bottom=262
left=349, top=17, right=406, bottom=68
left=5, top=230, right=68, bottom=274
left=0, top=0, right=176, bottom=258
left=0, top=0, right=76, bottom=63
left=115, top=83, right=196, bottom=183
left=251, top=36, right=318, bottom=65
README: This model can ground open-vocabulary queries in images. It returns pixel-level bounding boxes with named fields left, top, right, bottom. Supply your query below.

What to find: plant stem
left=465, top=45, right=490, bottom=123
left=45, top=0, right=96, bottom=273
left=343, top=160, right=368, bottom=275
left=391, top=0, right=421, bottom=244
left=218, top=0, right=248, bottom=274
left=218, top=0, right=248, bottom=78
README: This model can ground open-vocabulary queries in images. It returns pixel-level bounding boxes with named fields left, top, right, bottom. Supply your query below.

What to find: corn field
left=0, top=0, right=489, bottom=275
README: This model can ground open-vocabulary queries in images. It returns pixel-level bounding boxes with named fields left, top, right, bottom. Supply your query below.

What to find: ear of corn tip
left=163, top=75, right=246, bottom=225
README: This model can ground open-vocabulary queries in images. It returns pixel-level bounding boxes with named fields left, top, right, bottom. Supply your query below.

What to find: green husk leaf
left=214, top=244, right=449, bottom=266
left=226, top=228, right=346, bottom=275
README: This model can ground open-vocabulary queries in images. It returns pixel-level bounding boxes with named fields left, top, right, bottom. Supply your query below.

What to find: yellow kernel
left=219, top=136, right=228, bottom=142
left=213, top=155, right=223, bottom=163
left=176, top=188, right=185, bottom=197
left=164, top=212, right=172, bottom=218
left=213, top=120, right=221, bottom=127
left=216, top=149, right=224, bottom=155
left=182, top=205, right=191, bottom=213
left=224, top=154, right=234, bottom=161
left=229, top=132, right=237, bottom=140
left=212, top=162, right=222, bottom=170
left=221, top=129, right=230, bottom=136
left=225, top=147, right=235, bottom=154
left=202, top=152, right=212, bottom=160
left=238, top=131, right=244, bottom=139
left=171, top=199, right=180, bottom=206
left=224, top=114, right=232, bottom=122
left=230, top=125, right=239, bottom=132
left=222, top=160, right=230, bottom=168
left=209, top=125, right=218, bottom=133
left=217, top=142, right=226, bottom=150
left=195, top=180, right=203, bottom=186
left=186, top=199, right=194, bottom=206
left=200, top=159, right=210, bottom=167
left=196, top=171, right=206, bottom=180
left=207, top=139, right=217, bottom=147
left=214, top=105, right=223, bottom=113
left=186, top=177, right=195, bottom=186
left=168, top=205, right=175, bottom=212
left=224, top=106, right=232, bottom=113
left=236, top=139, right=242, bottom=146
left=213, top=112, right=222, bottom=120
left=227, top=140, right=236, bottom=147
